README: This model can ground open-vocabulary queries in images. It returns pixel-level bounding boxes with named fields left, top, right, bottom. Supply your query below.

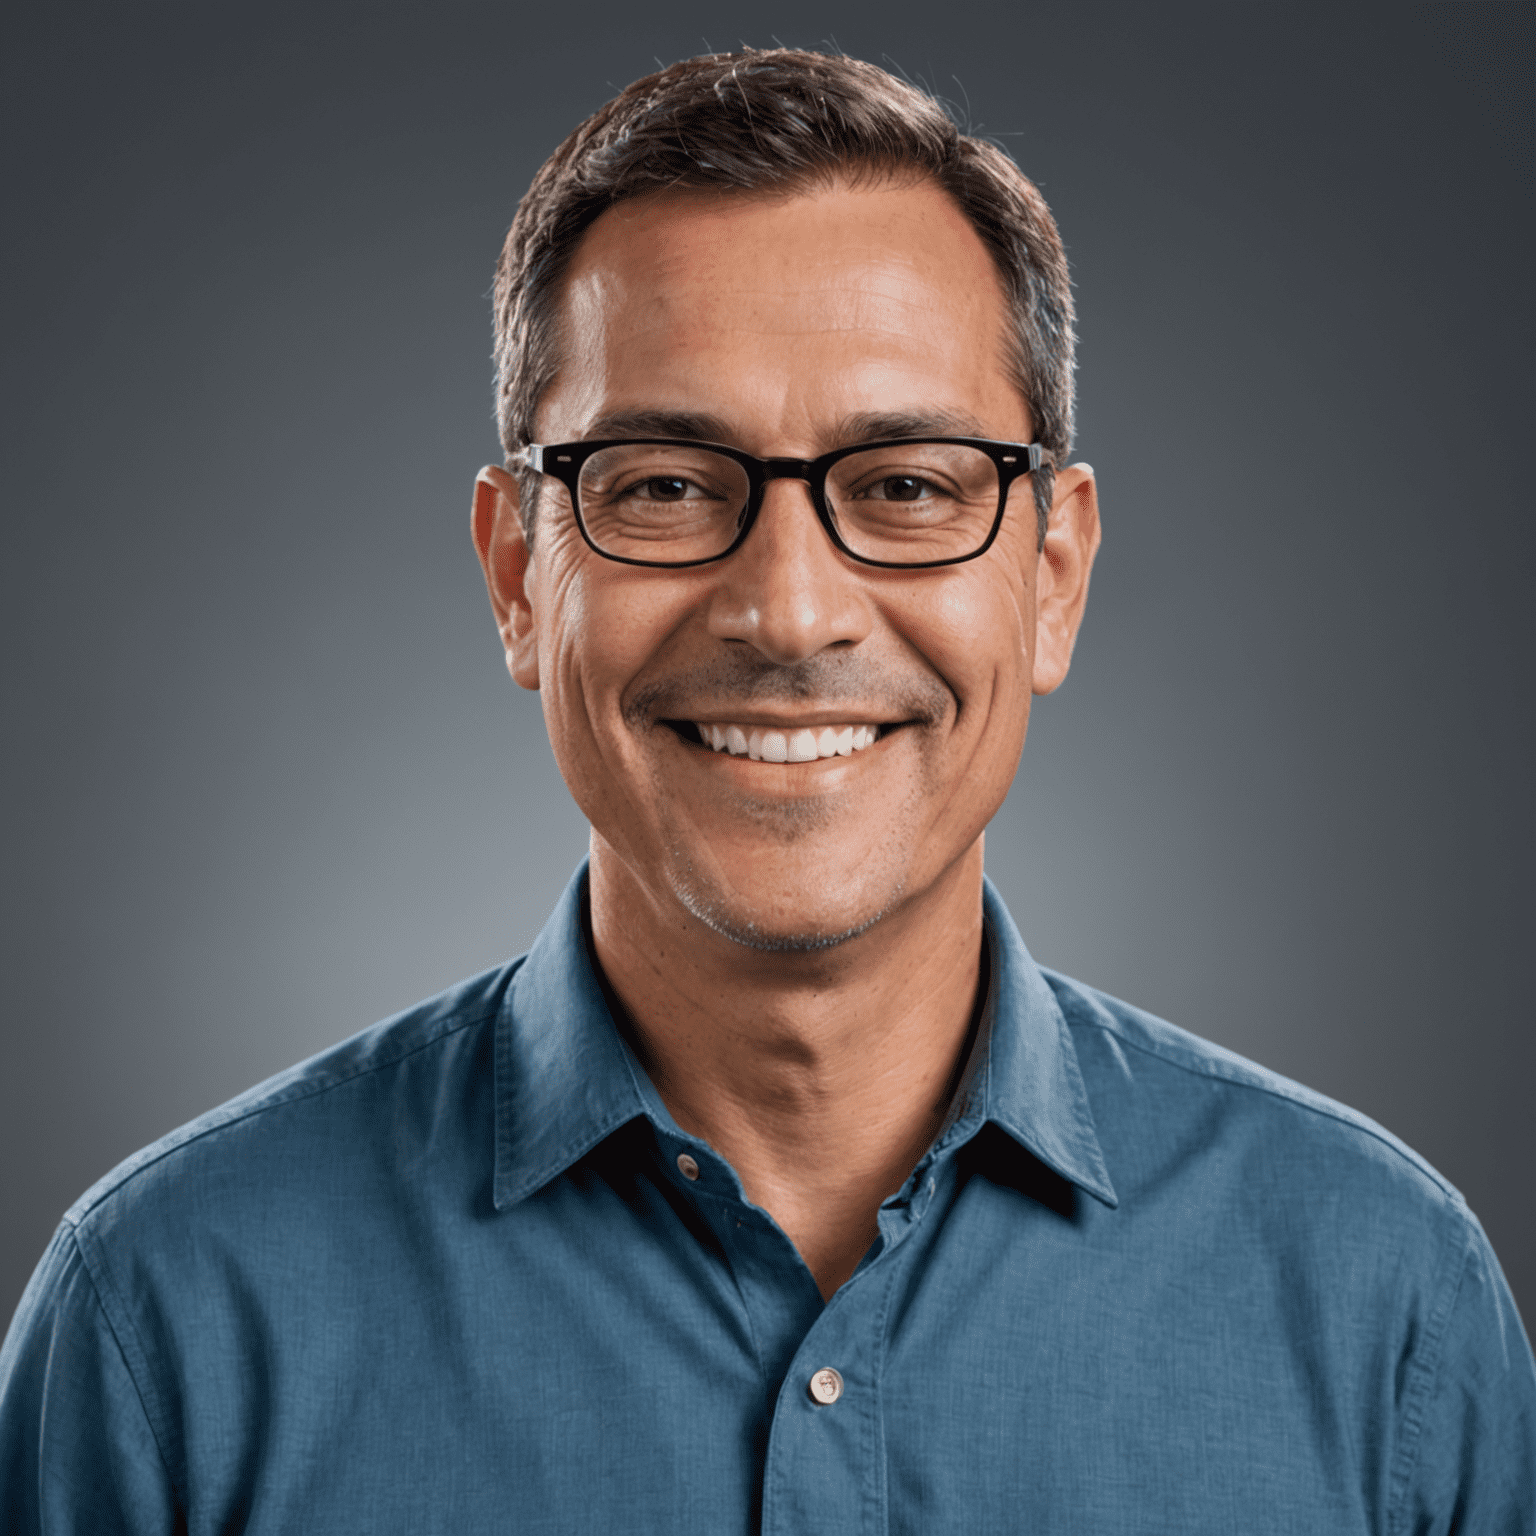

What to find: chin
left=667, top=862, right=904, bottom=953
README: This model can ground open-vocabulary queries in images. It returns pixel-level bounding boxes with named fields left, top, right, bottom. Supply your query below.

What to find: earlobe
left=471, top=465, right=540, bottom=691
left=1031, top=464, right=1100, bottom=696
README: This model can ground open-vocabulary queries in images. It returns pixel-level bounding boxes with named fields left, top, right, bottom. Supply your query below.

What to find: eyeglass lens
left=573, top=442, right=1002, bottom=565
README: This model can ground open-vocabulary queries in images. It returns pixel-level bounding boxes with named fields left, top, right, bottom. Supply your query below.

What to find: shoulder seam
left=64, top=1000, right=503, bottom=1228
left=1065, top=1005, right=1465, bottom=1208
left=63, top=1223, right=188, bottom=1510
left=1385, top=1213, right=1474, bottom=1533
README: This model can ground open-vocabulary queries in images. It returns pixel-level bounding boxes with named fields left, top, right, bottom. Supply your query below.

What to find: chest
left=164, top=1169, right=1392, bottom=1534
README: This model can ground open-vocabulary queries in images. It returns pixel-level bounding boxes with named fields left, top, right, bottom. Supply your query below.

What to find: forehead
left=544, top=178, right=1026, bottom=447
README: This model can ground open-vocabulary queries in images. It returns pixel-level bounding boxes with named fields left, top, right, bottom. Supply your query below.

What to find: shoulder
left=1041, top=967, right=1469, bottom=1233
left=1034, top=971, right=1536, bottom=1519
left=0, top=960, right=522, bottom=1515
left=63, top=959, right=520, bottom=1241
left=1037, top=972, right=1512, bottom=1429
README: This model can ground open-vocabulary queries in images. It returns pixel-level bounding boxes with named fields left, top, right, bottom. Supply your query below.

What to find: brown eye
left=879, top=476, right=928, bottom=502
left=644, top=477, right=691, bottom=501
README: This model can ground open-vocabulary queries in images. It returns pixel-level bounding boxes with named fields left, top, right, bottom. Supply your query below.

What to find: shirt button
left=807, top=1367, right=844, bottom=1406
left=676, top=1153, right=700, bottom=1181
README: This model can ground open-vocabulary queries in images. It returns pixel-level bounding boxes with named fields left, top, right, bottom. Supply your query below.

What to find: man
left=2, top=47, right=1531, bottom=1533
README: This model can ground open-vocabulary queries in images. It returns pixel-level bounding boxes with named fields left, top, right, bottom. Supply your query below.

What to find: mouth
left=664, top=720, right=888, bottom=762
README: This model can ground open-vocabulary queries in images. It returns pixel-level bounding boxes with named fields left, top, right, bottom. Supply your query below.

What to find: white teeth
left=694, top=723, right=881, bottom=761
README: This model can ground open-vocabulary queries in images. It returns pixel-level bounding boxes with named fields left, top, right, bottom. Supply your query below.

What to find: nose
left=705, top=478, right=873, bottom=665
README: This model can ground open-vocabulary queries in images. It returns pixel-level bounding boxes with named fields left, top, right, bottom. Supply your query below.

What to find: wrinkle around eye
left=532, top=505, right=591, bottom=591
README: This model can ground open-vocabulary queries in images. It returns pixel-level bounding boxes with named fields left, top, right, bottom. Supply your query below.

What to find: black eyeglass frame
left=519, top=436, right=1047, bottom=570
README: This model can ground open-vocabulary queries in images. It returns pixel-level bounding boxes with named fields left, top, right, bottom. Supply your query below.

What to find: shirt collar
left=493, top=865, right=651, bottom=1209
left=973, top=878, right=1118, bottom=1207
left=494, top=863, right=1116, bottom=1211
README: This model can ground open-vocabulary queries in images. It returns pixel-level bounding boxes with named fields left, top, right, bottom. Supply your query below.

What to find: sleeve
left=0, top=1224, right=181, bottom=1535
left=1396, top=1212, right=1536, bottom=1534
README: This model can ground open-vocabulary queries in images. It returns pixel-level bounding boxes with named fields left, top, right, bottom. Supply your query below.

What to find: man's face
left=475, top=178, right=1097, bottom=949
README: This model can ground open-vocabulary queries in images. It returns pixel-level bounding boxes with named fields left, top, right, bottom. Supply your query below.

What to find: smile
left=692, top=722, right=883, bottom=762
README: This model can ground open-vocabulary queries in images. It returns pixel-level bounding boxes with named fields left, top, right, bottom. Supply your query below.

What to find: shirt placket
left=688, top=1138, right=951, bottom=1536
left=652, top=1111, right=961, bottom=1536
left=756, top=1253, right=898, bottom=1536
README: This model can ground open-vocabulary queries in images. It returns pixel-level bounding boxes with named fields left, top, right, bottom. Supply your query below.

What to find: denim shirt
left=2, top=866, right=1531, bottom=1533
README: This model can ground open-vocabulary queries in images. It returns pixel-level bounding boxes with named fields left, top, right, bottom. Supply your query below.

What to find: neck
left=588, top=837, right=987, bottom=1299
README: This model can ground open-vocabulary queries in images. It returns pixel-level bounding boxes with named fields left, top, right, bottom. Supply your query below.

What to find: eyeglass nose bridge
left=739, top=456, right=831, bottom=534
left=759, top=457, right=819, bottom=483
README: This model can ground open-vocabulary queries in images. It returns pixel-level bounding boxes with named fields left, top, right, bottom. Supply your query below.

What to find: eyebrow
left=575, top=405, right=998, bottom=452
left=829, top=408, right=992, bottom=445
left=581, top=408, right=737, bottom=443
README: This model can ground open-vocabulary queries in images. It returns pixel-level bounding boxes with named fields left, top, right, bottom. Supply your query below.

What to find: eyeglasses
left=519, top=436, right=1046, bottom=569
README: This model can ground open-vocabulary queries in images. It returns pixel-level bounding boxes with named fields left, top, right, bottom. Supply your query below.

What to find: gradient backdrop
left=4, top=2, right=1532, bottom=1330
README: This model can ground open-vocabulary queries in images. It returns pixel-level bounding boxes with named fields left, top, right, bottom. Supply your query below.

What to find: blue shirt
left=2, top=867, right=1532, bottom=1533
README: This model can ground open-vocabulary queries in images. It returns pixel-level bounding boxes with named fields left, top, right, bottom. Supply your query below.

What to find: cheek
left=532, top=556, right=647, bottom=827
left=902, top=568, right=1032, bottom=709
left=530, top=530, right=610, bottom=760
left=534, top=547, right=591, bottom=709
left=533, top=541, right=692, bottom=741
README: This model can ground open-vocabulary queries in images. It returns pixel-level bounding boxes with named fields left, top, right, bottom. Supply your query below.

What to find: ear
left=1031, top=464, right=1101, bottom=696
left=471, top=465, right=540, bottom=690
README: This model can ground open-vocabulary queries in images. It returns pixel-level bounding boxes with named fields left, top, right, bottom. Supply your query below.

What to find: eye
left=867, top=475, right=933, bottom=502
left=620, top=474, right=710, bottom=502
left=853, top=473, right=947, bottom=504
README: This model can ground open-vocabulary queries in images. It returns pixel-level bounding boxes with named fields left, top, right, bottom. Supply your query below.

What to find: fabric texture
left=2, top=865, right=1532, bottom=1533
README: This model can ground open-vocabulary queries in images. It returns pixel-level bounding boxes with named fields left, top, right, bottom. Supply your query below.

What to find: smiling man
left=2, top=48, right=1532, bottom=1536
left=472, top=167, right=1097, bottom=1302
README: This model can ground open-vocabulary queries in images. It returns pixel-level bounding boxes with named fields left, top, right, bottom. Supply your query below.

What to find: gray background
left=4, top=1, right=1531, bottom=1330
